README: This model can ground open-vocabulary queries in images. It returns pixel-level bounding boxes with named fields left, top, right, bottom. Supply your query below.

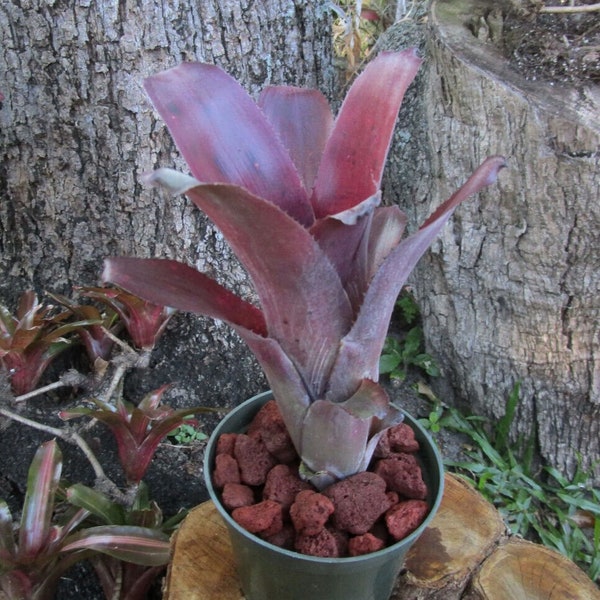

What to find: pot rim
left=204, top=390, right=445, bottom=564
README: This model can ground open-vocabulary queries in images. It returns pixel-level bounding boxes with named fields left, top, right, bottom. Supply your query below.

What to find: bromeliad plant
left=77, top=286, right=176, bottom=353
left=0, top=440, right=170, bottom=600
left=103, top=49, right=506, bottom=490
left=0, top=292, right=92, bottom=396
left=59, top=385, right=216, bottom=484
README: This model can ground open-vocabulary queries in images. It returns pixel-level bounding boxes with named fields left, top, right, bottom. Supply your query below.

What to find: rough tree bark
left=382, top=0, right=600, bottom=480
left=0, top=0, right=336, bottom=406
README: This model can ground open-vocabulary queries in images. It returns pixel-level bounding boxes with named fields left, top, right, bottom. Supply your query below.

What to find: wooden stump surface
left=163, top=474, right=600, bottom=599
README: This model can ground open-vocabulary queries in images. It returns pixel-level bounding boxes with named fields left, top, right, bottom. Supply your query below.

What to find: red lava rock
left=263, top=523, right=296, bottom=550
left=387, top=491, right=400, bottom=505
left=232, top=500, right=283, bottom=535
left=247, top=400, right=298, bottom=463
left=263, top=464, right=312, bottom=513
left=295, top=527, right=340, bottom=558
left=369, top=520, right=390, bottom=544
left=216, top=432, right=238, bottom=456
left=389, top=423, right=420, bottom=453
left=221, top=483, right=254, bottom=510
left=212, top=453, right=240, bottom=489
left=324, top=472, right=393, bottom=535
left=373, top=454, right=427, bottom=500
left=289, top=490, right=335, bottom=536
left=374, top=424, right=420, bottom=458
left=215, top=406, right=432, bottom=558
left=348, top=533, right=386, bottom=556
left=385, top=500, right=429, bottom=541
left=330, top=527, right=349, bottom=557
left=234, top=433, right=277, bottom=486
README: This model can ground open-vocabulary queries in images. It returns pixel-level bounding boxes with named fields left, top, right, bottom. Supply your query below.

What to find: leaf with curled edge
left=144, top=62, right=313, bottom=226
left=327, top=156, right=508, bottom=401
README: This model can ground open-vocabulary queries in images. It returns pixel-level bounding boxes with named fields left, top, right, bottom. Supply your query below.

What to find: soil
left=477, top=0, right=600, bottom=84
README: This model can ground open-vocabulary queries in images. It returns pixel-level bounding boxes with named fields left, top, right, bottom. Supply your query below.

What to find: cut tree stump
left=387, top=0, right=600, bottom=483
left=465, top=539, right=600, bottom=600
left=163, top=473, right=600, bottom=599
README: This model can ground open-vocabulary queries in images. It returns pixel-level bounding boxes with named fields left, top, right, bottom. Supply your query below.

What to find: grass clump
left=421, top=385, right=600, bottom=583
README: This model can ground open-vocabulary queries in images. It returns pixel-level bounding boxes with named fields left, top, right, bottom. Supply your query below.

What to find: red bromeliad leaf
left=62, top=405, right=147, bottom=482
left=341, top=379, right=401, bottom=424
left=230, top=329, right=311, bottom=449
left=61, top=526, right=170, bottom=566
left=299, top=380, right=403, bottom=489
left=15, top=290, right=38, bottom=323
left=143, top=63, right=313, bottom=226
left=300, top=400, right=372, bottom=488
left=137, top=385, right=169, bottom=412
left=419, top=156, right=508, bottom=229
left=310, top=191, right=382, bottom=312
left=119, top=400, right=150, bottom=447
left=78, top=287, right=174, bottom=351
left=312, top=49, right=422, bottom=218
left=102, top=257, right=267, bottom=337
left=258, top=86, right=333, bottom=194
left=327, top=156, right=508, bottom=400
left=310, top=213, right=372, bottom=312
left=366, top=206, right=408, bottom=280
left=61, top=398, right=216, bottom=483
left=18, top=440, right=62, bottom=558
left=181, top=182, right=354, bottom=398
left=106, top=179, right=354, bottom=398
left=129, top=385, right=171, bottom=443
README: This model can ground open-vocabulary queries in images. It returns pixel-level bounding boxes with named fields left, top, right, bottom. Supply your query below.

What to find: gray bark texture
left=381, top=0, right=600, bottom=480
left=0, top=0, right=336, bottom=407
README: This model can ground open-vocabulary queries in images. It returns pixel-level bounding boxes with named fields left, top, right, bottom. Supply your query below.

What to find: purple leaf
left=143, top=63, right=313, bottom=226
left=327, top=156, right=507, bottom=399
left=231, top=329, right=310, bottom=449
left=366, top=206, right=408, bottom=280
left=299, top=400, right=372, bottom=488
left=102, top=257, right=267, bottom=337
left=312, top=49, right=422, bottom=218
left=311, top=214, right=372, bottom=313
left=310, top=192, right=382, bottom=312
left=258, top=86, right=333, bottom=193
left=159, top=182, right=353, bottom=398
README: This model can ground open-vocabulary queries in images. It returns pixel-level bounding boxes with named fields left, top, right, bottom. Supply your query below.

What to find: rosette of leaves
left=0, top=291, right=96, bottom=396
left=60, top=385, right=216, bottom=483
left=77, top=286, right=175, bottom=352
left=103, top=49, right=506, bottom=489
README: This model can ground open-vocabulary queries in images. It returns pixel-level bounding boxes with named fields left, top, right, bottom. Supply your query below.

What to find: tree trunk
left=0, top=0, right=336, bottom=406
left=382, top=0, right=600, bottom=480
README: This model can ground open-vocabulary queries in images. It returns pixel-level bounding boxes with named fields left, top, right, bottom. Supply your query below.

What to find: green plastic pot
left=205, top=391, right=444, bottom=600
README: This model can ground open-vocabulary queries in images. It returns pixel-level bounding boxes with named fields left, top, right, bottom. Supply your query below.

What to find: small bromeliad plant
left=0, top=291, right=91, bottom=396
left=0, top=440, right=170, bottom=600
left=103, top=48, right=505, bottom=490
left=60, top=384, right=215, bottom=484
